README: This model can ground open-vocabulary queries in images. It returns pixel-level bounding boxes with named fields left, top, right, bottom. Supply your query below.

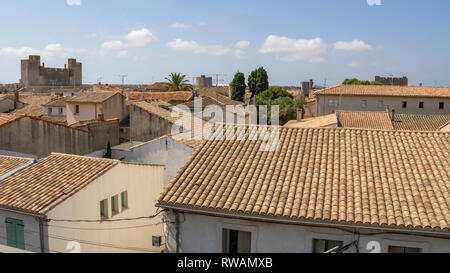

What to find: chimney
left=98, top=114, right=105, bottom=121
left=391, top=109, right=395, bottom=121
left=64, top=64, right=67, bottom=69
left=42, top=62, right=45, bottom=68
left=419, top=83, right=423, bottom=87
left=297, top=108, right=303, bottom=121
left=14, top=89, right=19, bottom=109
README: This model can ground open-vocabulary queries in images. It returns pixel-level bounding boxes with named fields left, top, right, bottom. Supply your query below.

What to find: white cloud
left=101, top=40, right=124, bottom=50
left=367, top=0, right=381, bottom=6
left=0, top=43, right=74, bottom=58
left=236, top=41, right=250, bottom=49
left=125, top=28, right=156, bottom=47
left=167, top=39, right=249, bottom=59
left=334, top=40, right=373, bottom=51
left=260, top=35, right=327, bottom=62
left=170, top=23, right=192, bottom=29
left=348, top=61, right=361, bottom=67
left=117, top=50, right=129, bottom=58
left=66, top=0, right=81, bottom=6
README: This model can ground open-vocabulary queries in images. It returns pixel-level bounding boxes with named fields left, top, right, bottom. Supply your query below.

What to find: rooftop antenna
left=207, top=73, right=227, bottom=87
left=115, top=74, right=128, bottom=86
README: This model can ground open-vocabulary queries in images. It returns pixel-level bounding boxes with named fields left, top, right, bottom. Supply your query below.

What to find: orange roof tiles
left=0, top=155, right=32, bottom=177
left=128, top=91, right=193, bottom=103
left=284, top=114, right=337, bottom=128
left=337, top=111, right=394, bottom=130
left=314, top=85, right=450, bottom=98
left=0, top=153, right=118, bottom=214
left=159, top=125, right=450, bottom=232
left=66, top=92, right=119, bottom=104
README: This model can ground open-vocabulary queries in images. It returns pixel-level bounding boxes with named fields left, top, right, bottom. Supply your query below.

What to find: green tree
left=231, top=72, right=246, bottom=102
left=254, top=87, right=305, bottom=125
left=103, top=141, right=112, bottom=159
left=164, top=73, right=193, bottom=91
left=248, top=67, right=269, bottom=97
left=343, top=78, right=382, bottom=85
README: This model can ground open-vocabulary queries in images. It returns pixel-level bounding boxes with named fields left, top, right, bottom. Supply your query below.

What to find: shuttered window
left=5, top=218, right=25, bottom=250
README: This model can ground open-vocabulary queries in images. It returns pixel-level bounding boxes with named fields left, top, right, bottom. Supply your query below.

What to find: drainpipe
left=37, top=216, right=46, bottom=253
left=175, top=211, right=180, bottom=253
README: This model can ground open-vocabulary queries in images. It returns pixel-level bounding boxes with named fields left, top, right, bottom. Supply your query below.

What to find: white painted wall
left=66, top=103, right=99, bottom=125
left=163, top=212, right=450, bottom=253
left=44, top=163, right=165, bottom=253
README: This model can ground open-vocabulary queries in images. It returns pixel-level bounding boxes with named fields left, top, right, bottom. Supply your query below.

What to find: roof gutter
left=157, top=204, right=450, bottom=238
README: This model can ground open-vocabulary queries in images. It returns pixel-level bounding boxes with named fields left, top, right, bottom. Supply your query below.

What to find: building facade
left=21, top=55, right=82, bottom=87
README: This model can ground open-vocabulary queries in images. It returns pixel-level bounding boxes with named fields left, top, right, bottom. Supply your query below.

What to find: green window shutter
left=5, top=218, right=25, bottom=250
left=111, top=197, right=115, bottom=212
left=15, top=221, right=25, bottom=250
left=5, top=219, right=16, bottom=248
left=121, top=192, right=124, bottom=207
left=100, top=200, right=105, bottom=217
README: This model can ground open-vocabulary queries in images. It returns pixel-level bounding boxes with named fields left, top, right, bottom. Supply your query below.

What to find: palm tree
left=164, top=73, right=193, bottom=91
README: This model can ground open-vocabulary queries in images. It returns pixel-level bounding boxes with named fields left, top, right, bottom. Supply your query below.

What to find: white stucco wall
left=66, top=103, right=99, bottom=125
left=44, top=163, right=165, bottom=253
left=163, top=212, right=450, bottom=253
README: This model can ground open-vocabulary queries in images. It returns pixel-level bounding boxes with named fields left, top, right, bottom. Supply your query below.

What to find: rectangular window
left=312, top=239, right=343, bottom=253
left=439, top=102, right=444, bottom=110
left=402, top=101, right=408, bottom=108
left=361, top=100, right=367, bottom=109
left=5, top=218, right=25, bottom=250
left=48, top=108, right=52, bottom=114
left=121, top=191, right=128, bottom=210
left=59, top=108, right=63, bottom=114
left=378, top=101, right=384, bottom=109
left=419, top=102, right=424, bottom=109
left=328, top=100, right=338, bottom=108
left=222, top=229, right=251, bottom=253
left=111, top=195, right=119, bottom=215
left=388, top=246, right=421, bottom=253
left=100, top=199, right=108, bottom=218
left=75, top=105, right=80, bottom=114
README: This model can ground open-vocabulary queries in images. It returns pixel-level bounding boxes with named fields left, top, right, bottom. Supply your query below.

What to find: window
left=402, top=101, right=408, bottom=108
left=5, top=218, right=25, bottom=250
left=121, top=191, right=128, bottom=210
left=222, top=229, right=251, bottom=253
left=378, top=101, right=384, bottom=109
left=328, top=100, right=339, bottom=108
left=419, top=102, right=424, bottom=109
left=312, top=239, right=343, bottom=253
left=361, top=100, right=367, bottom=109
left=388, top=246, right=421, bottom=253
left=111, top=195, right=119, bottom=215
left=75, top=105, right=80, bottom=114
left=100, top=199, right=108, bottom=218
left=48, top=107, right=52, bottom=114
left=59, top=108, right=63, bottom=114
left=439, top=102, right=444, bottom=110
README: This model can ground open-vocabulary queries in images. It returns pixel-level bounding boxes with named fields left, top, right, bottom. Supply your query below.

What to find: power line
left=46, top=210, right=165, bottom=223
left=207, top=73, right=227, bottom=86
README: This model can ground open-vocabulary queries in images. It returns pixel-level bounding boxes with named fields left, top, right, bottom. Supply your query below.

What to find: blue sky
left=0, top=0, right=449, bottom=86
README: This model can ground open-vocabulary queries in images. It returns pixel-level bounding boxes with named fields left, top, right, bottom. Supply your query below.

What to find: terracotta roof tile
left=393, top=114, right=450, bottom=131
left=128, top=91, right=192, bottom=103
left=0, top=155, right=32, bottom=177
left=158, top=126, right=450, bottom=232
left=66, top=92, right=119, bottom=104
left=0, top=153, right=118, bottom=214
left=337, top=111, right=394, bottom=130
left=314, top=85, right=450, bottom=98
left=284, top=114, right=337, bottom=128
left=0, top=114, right=24, bottom=128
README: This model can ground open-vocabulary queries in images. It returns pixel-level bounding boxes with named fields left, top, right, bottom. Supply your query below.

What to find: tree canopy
left=230, top=72, right=246, bottom=102
left=342, top=78, right=382, bottom=85
left=248, top=67, right=269, bottom=97
left=164, top=73, right=193, bottom=91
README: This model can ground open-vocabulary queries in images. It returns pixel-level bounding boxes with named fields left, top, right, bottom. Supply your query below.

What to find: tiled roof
left=284, top=114, right=337, bottom=128
left=393, top=114, right=450, bottom=131
left=337, top=111, right=394, bottom=130
left=66, top=92, right=119, bottom=104
left=0, top=153, right=118, bottom=214
left=0, top=155, right=32, bottom=177
left=42, top=97, right=69, bottom=108
left=314, top=85, right=450, bottom=98
left=198, top=87, right=244, bottom=106
left=132, top=101, right=179, bottom=123
left=0, top=114, right=24, bottom=128
left=336, top=111, right=450, bottom=131
left=159, top=126, right=450, bottom=232
left=12, top=94, right=52, bottom=117
left=93, top=84, right=121, bottom=93
left=128, top=91, right=193, bottom=103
